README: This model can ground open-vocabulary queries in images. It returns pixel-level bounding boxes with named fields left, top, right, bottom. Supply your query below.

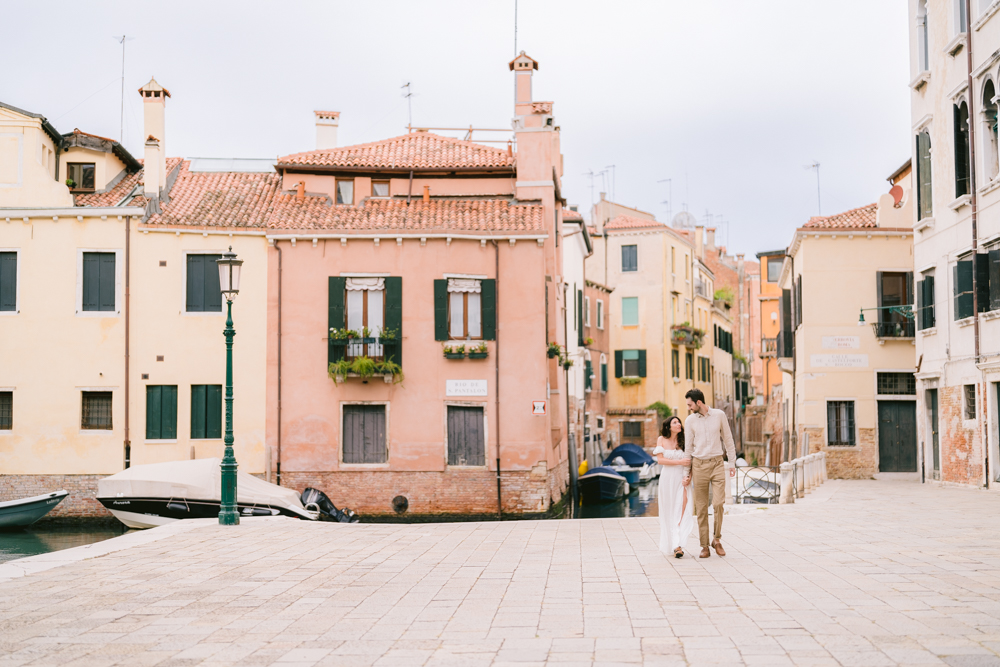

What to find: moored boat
left=604, top=444, right=658, bottom=485
left=0, top=491, right=68, bottom=529
left=578, top=466, right=629, bottom=504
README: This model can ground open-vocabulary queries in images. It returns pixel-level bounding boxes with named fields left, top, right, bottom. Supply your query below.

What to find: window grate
left=622, top=421, right=642, bottom=439
left=82, top=392, right=113, bottom=430
left=827, top=401, right=855, bottom=446
left=964, top=385, right=976, bottom=420
left=877, top=372, right=916, bottom=396
left=0, top=392, right=11, bottom=430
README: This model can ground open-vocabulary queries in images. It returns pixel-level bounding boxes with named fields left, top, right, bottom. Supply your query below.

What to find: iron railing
left=734, top=465, right=780, bottom=504
left=761, top=337, right=778, bottom=357
left=872, top=321, right=915, bottom=338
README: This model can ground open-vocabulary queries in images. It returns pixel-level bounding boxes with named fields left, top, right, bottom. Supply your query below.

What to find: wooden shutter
left=0, top=252, right=15, bottom=311
left=384, top=277, right=403, bottom=366
left=875, top=271, right=884, bottom=325
left=780, top=289, right=793, bottom=357
left=207, top=385, right=222, bottom=439
left=925, top=276, right=936, bottom=328
left=83, top=253, right=100, bottom=311
left=905, top=271, right=914, bottom=307
left=638, top=350, right=647, bottom=378
left=614, top=350, right=623, bottom=378
left=162, top=386, right=177, bottom=439
left=329, top=277, right=347, bottom=364
left=146, top=386, right=161, bottom=440
left=585, top=358, right=593, bottom=390
left=191, top=385, right=206, bottom=438
left=434, top=279, right=449, bottom=341
left=990, top=249, right=1000, bottom=311
left=204, top=255, right=222, bottom=312
left=917, top=131, right=933, bottom=220
left=481, top=279, right=496, bottom=340
left=601, top=361, right=608, bottom=392
left=99, top=253, right=115, bottom=311
left=187, top=255, right=205, bottom=312
left=577, top=289, right=584, bottom=346
left=955, top=261, right=974, bottom=319
left=976, top=253, right=991, bottom=314
left=447, top=406, right=485, bottom=466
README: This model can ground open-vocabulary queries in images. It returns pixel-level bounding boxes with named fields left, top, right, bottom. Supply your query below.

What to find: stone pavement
left=2, top=480, right=1000, bottom=667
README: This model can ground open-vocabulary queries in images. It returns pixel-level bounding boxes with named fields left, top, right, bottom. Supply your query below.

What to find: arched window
left=984, top=80, right=999, bottom=180
left=954, top=101, right=971, bottom=197
left=599, top=353, right=608, bottom=393
left=918, top=0, right=929, bottom=71
left=916, top=129, right=933, bottom=220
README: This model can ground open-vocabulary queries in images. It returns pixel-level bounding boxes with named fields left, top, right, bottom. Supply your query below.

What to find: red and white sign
left=531, top=400, right=546, bottom=415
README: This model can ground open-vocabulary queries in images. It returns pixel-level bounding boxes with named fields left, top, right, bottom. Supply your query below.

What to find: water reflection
left=573, top=479, right=659, bottom=519
left=0, top=523, right=128, bottom=563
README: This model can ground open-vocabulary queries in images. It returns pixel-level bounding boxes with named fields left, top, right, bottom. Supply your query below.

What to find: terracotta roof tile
left=74, top=158, right=183, bottom=208
left=803, top=203, right=877, bottom=229
left=145, top=161, right=280, bottom=228
left=277, top=132, right=515, bottom=171
left=562, top=208, right=583, bottom=221
left=267, top=197, right=543, bottom=234
left=604, top=214, right=666, bottom=231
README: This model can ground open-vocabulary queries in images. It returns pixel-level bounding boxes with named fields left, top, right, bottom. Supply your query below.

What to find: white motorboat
left=0, top=490, right=68, bottom=529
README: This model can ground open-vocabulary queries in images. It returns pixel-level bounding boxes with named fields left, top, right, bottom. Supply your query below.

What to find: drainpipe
left=406, top=170, right=414, bottom=205
left=964, top=0, right=987, bottom=487
left=786, top=249, right=797, bottom=462
left=124, top=215, right=131, bottom=468
left=563, top=283, right=579, bottom=503
left=275, top=241, right=283, bottom=486
left=492, top=240, right=502, bottom=520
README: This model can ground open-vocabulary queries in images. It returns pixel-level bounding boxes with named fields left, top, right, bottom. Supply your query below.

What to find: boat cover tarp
left=603, top=443, right=654, bottom=467
left=581, top=466, right=626, bottom=478
left=97, top=458, right=309, bottom=513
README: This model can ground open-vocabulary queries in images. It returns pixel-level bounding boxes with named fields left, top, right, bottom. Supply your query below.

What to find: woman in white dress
left=654, top=416, right=694, bottom=558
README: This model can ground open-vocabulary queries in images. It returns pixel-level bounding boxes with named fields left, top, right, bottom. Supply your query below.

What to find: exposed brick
left=937, top=384, right=983, bottom=486
left=0, top=475, right=110, bottom=518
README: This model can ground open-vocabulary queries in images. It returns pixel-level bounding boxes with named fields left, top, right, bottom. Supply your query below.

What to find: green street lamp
left=216, top=247, right=243, bottom=526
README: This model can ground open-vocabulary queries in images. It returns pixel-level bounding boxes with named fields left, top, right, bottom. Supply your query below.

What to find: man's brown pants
left=692, top=455, right=726, bottom=548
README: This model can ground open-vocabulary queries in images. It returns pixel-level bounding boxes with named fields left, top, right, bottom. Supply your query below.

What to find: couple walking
left=654, top=389, right=737, bottom=559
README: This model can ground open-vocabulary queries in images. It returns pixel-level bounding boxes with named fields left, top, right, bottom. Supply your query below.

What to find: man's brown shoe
left=712, top=540, right=726, bottom=556
left=699, top=547, right=711, bottom=558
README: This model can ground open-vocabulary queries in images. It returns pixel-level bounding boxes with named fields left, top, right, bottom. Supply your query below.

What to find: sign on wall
left=810, top=354, right=868, bottom=368
left=446, top=380, right=487, bottom=397
left=821, top=336, right=860, bottom=349
left=531, top=400, right=546, bottom=415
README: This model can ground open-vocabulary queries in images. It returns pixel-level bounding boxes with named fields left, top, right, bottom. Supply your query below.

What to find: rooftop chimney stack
left=139, top=77, right=170, bottom=196
left=315, top=111, right=340, bottom=150
left=509, top=51, right=538, bottom=106
left=706, top=227, right=716, bottom=250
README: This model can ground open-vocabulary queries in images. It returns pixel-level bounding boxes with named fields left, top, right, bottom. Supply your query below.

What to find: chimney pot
left=139, top=77, right=168, bottom=195
left=315, top=110, right=340, bottom=150
left=422, top=185, right=430, bottom=203
left=296, top=181, right=305, bottom=201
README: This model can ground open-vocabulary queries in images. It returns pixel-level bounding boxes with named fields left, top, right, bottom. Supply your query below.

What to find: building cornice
left=787, top=228, right=912, bottom=259
left=3, top=208, right=138, bottom=220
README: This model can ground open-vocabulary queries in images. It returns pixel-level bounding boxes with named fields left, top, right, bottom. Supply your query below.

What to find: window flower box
left=443, top=344, right=466, bottom=359
left=469, top=351, right=488, bottom=359
left=670, top=323, right=705, bottom=349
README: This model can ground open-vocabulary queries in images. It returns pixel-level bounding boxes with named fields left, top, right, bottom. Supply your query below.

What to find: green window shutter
left=585, top=358, right=593, bottom=390
left=601, top=362, right=608, bottom=392
left=955, top=261, right=974, bottom=320
left=99, top=253, right=115, bottom=311
left=146, top=386, right=161, bottom=440
left=0, top=252, right=16, bottom=311
left=876, top=271, right=884, bottom=323
left=207, top=385, right=222, bottom=439
left=83, top=253, right=99, bottom=311
left=329, top=277, right=347, bottom=364
left=385, top=277, right=403, bottom=366
left=434, top=279, right=449, bottom=341
left=990, top=249, right=1000, bottom=311
left=976, top=254, right=990, bottom=313
left=187, top=255, right=205, bottom=312
left=191, top=385, right=206, bottom=439
left=614, top=350, right=623, bottom=378
left=162, top=386, right=177, bottom=440
left=638, top=350, right=647, bottom=378
left=481, top=279, right=496, bottom=340
left=577, top=289, right=584, bottom=346
left=204, top=255, right=222, bottom=312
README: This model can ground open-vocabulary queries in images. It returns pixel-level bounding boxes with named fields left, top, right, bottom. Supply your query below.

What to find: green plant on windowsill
left=469, top=342, right=489, bottom=359
left=65, top=178, right=76, bottom=189
left=714, top=286, right=735, bottom=307
left=547, top=342, right=561, bottom=358
left=584, top=337, right=594, bottom=346
left=619, top=377, right=641, bottom=386
left=350, top=355, right=378, bottom=379
left=375, top=359, right=404, bottom=384
left=443, top=344, right=466, bottom=358
left=379, top=327, right=398, bottom=341
left=361, top=326, right=373, bottom=339
left=328, top=359, right=353, bottom=383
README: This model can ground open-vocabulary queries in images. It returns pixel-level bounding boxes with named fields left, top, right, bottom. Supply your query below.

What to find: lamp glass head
left=217, top=246, right=243, bottom=300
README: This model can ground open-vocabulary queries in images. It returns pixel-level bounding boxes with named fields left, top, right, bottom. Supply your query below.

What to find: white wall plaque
left=810, top=354, right=868, bottom=368
left=446, top=379, right=487, bottom=396
left=821, top=336, right=860, bottom=349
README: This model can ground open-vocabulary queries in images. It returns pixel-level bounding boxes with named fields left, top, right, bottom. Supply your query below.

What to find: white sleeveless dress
left=655, top=444, right=695, bottom=554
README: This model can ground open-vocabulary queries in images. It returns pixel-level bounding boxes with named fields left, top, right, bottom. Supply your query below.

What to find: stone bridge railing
left=778, top=452, right=827, bottom=504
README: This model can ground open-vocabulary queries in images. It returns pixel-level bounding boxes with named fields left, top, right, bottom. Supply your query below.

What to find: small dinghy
left=0, top=490, right=68, bottom=529
left=97, top=458, right=358, bottom=529
left=578, top=466, right=629, bottom=504
left=603, top=444, right=657, bottom=485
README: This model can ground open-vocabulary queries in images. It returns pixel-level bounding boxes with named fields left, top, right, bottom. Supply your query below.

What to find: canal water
left=0, top=523, right=129, bottom=564
left=573, top=479, right=659, bottom=519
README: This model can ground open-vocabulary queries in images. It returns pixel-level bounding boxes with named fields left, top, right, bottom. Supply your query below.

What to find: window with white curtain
left=346, top=277, right=384, bottom=358
left=448, top=278, right=482, bottom=339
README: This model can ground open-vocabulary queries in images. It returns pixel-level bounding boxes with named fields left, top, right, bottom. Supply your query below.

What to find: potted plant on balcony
left=65, top=178, right=76, bottom=189
left=469, top=342, right=489, bottom=359
left=443, top=344, right=466, bottom=359
left=670, top=322, right=705, bottom=349
left=350, top=355, right=378, bottom=381
left=328, top=359, right=352, bottom=384
left=547, top=342, right=561, bottom=358
left=375, top=359, right=404, bottom=384
left=584, top=336, right=594, bottom=346
left=379, top=327, right=398, bottom=342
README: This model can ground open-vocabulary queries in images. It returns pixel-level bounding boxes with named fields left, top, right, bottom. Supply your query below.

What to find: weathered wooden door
left=878, top=401, right=917, bottom=472
left=928, top=389, right=939, bottom=477
left=342, top=405, right=386, bottom=464
left=447, top=406, right=485, bottom=466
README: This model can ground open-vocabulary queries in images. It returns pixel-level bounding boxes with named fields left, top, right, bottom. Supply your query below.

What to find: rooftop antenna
left=804, top=161, right=821, bottom=215
left=605, top=164, right=616, bottom=202
left=514, top=0, right=518, bottom=55
left=657, top=178, right=672, bottom=222
left=112, top=35, right=134, bottom=144
left=402, top=82, right=413, bottom=129
left=584, top=169, right=596, bottom=209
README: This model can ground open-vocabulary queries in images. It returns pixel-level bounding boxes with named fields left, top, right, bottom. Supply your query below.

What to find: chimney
left=599, top=192, right=606, bottom=201
left=694, top=225, right=705, bottom=260
left=295, top=181, right=305, bottom=201
left=509, top=51, right=538, bottom=105
left=314, top=111, right=340, bottom=150
left=422, top=185, right=430, bottom=203
left=139, top=77, right=170, bottom=196
left=706, top=227, right=716, bottom=250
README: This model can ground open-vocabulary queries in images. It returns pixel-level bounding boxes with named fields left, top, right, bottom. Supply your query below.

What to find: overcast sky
left=4, top=1, right=910, bottom=255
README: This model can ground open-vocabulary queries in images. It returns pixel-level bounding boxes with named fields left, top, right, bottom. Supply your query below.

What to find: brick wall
left=823, top=427, right=877, bottom=479
left=939, top=384, right=983, bottom=486
left=0, top=475, right=110, bottom=518
left=606, top=409, right=660, bottom=453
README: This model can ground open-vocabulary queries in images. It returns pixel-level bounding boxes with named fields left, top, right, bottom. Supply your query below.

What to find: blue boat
left=578, top=466, right=629, bottom=504
left=604, top=444, right=657, bottom=485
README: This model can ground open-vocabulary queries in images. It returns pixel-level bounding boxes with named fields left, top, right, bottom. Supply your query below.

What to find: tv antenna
left=657, top=178, right=672, bottom=222
left=605, top=164, right=616, bottom=202
left=401, top=82, right=414, bottom=128
left=583, top=169, right=596, bottom=209
left=804, top=161, right=821, bottom=215
left=112, top=35, right=134, bottom=144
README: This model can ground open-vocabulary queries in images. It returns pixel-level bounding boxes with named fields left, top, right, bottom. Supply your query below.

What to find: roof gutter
left=2, top=208, right=135, bottom=218
left=275, top=164, right=515, bottom=175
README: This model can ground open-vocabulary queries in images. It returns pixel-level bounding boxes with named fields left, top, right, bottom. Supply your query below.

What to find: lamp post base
left=218, top=510, right=240, bottom=526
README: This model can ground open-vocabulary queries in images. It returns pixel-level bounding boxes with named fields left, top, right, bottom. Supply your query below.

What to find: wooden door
left=447, top=406, right=485, bottom=466
left=928, top=389, right=939, bottom=476
left=342, top=405, right=386, bottom=464
left=878, top=401, right=918, bottom=472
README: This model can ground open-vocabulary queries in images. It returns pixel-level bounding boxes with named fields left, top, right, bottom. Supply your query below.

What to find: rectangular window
left=672, top=349, right=680, bottom=378
left=955, top=102, right=971, bottom=198
left=685, top=352, right=693, bottom=380
left=342, top=404, right=387, bottom=464
left=917, top=275, right=936, bottom=330
left=917, top=130, right=933, bottom=220
left=145, top=385, right=177, bottom=440
left=191, top=385, right=222, bottom=439
left=621, top=245, right=638, bottom=272
left=82, top=391, right=113, bottom=430
left=601, top=359, right=608, bottom=392
left=584, top=297, right=591, bottom=327
left=671, top=247, right=676, bottom=274
left=954, top=260, right=975, bottom=320
left=597, top=299, right=604, bottom=329
left=0, top=391, right=11, bottom=430
left=0, top=251, right=16, bottom=311
left=336, top=180, right=354, bottom=205
left=622, top=349, right=639, bottom=377
left=449, top=289, right=482, bottom=340
left=876, top=271, right=914, bottom=336
left=767, top=257, right=783, bottom=283
left=371, top=180, right=390, bottom=197
left=447, top=405, right=485, bottom=466
left=621, top=421, right=642, bottom=440
left=585, top=358, right=593, bottom=391
left=989, top=248, right=1000, bottom=312
left=877, top=373, right=916, bottom=395
left=622, top=296, right=639, bottom=326
left=347, top=281, right=386, bottom=358
left=965, top=385, right=976, bottom=420
left=827, top=401, right=856, bottom=446
left=186, top=254, right=222, bottom=312
left=67, top=163, right=95, bottom=191
left=82, top=252, right=116, bottom=312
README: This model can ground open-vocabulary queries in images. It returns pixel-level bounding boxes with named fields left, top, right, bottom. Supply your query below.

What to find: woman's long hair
left=660, top=415, right=685, bottom=451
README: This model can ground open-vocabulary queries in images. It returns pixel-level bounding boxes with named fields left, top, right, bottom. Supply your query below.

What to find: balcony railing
left=872, top=321, right=915, bottom=338
left=761, top=337, right=778, bottom=358
left=694, top=280, right=710, bottom=299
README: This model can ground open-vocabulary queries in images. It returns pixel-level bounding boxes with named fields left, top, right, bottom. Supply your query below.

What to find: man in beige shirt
left=683, top=388, right=736, bottom=558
